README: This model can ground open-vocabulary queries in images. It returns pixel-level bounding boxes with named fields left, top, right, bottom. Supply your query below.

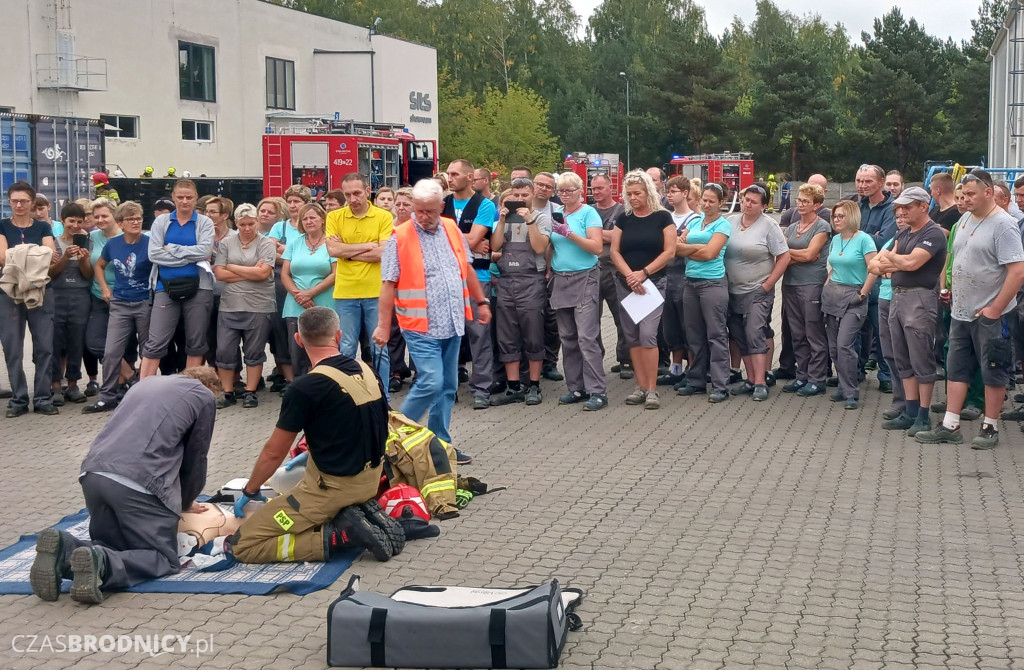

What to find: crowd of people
left=3, top=161, right=1024, bottom=454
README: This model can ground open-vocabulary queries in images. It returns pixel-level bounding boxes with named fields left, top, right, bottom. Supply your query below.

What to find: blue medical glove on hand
left=284, top=452, right=309, bottom=471
left=233, top=488, right=268, bottom=518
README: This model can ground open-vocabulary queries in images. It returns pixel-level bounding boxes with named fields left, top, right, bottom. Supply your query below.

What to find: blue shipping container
left=0, top=116, right=33, bottom=218
left=33, top=116, right=105, bottom=215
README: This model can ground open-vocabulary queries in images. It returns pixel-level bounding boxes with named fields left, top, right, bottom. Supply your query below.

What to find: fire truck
left=668, top=152, right=755, bottom=195
left=262, top=115, right=438, bottom=199
left=563, top=152, right=625, bottom=203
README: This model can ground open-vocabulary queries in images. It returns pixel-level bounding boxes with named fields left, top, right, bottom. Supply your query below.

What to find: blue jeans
left=400, top=332, right=461, bottom=443
left=336, top=298, right=390, bottom=399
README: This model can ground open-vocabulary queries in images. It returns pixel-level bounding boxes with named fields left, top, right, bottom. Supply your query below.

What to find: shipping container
left=0, top=113, right=105, bottom=219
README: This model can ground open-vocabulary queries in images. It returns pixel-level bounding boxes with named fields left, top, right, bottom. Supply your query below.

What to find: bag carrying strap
left=368, top=607, right=387, bottom=667
left=310, top=361, right=383, bottom=406
left=489, top=609, right=507, bottom=669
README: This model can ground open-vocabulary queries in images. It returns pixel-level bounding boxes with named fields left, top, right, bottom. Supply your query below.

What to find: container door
left=33, top=116, right=104, bottom=212
left=0, top=117, right=33, bottom=219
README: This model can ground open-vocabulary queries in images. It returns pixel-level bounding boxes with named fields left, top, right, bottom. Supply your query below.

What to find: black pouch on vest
left=163, top=275, right=200, bottom=301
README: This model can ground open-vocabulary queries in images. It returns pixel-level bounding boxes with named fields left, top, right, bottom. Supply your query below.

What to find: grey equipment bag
left=327, top=575, right=583, bottom=668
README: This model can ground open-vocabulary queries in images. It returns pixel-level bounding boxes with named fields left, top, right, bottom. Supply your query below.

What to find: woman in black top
left=610, top=170, right=675, bottom=409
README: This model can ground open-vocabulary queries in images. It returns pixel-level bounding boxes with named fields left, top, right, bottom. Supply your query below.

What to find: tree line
left=274, top=0, right=1007, bottom=181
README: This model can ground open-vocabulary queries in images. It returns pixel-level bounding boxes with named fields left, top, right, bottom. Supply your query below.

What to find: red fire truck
left=262, top=116, right=438, bottom=199
left=668, top=152, right=755, bottom=195
left=563, top=152, right=625, bottom=203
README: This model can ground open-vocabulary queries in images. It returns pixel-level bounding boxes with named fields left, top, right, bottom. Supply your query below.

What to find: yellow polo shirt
left=325, top=203, right=394, bottom=299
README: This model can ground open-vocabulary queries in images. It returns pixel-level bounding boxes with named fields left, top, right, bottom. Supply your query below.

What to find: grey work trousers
left=270, top=273, right=292, bottom=367
left=889, top=289, right=940, bottom=384
left=99, top=300, right=151, bottom=403
left=59, top=473, right=180, bottom=590
left=877, top=298, right=906, bottom=413
left=0, top=288, right=55, bottom=409
left=823, top=283, right=867, bottom=400
left=682, top=277, right=730, bottom=394
left=143, top=289, right=213, bottom=359
left=782, top=283, right=828, bottom=384
left=598, top=259, right=629, bottom=365
left=84, top=294, right=109, bottom=359
left=543, top=281, right=560, bottom=368
left=465, top=279, right=494, bottom=399
left=552, top=268, right=606, bottom=395
left=51, top=288, right=92, bottom=382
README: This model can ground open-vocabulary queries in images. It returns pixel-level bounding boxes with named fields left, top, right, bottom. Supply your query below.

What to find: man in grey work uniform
left=591, top=174, right=630, bottom=377
left=29, top=368, right=219, bottom=604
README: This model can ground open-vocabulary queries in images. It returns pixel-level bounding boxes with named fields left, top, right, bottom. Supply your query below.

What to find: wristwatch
left=479, top=298, right=491, bottom=306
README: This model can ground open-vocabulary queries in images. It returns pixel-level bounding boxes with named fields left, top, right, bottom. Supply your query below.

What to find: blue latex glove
left=233, top=489, right=268, bottom=518
left=284, top=452, right=309, bottom=471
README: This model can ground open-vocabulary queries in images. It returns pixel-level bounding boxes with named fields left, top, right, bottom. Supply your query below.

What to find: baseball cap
left=893, top=186, right=930, bottom=206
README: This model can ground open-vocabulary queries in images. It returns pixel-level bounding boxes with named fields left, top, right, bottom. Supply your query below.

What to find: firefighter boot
left=359, top=500, right=406, bottom=557
left=324, top=506, right=392, bottom=562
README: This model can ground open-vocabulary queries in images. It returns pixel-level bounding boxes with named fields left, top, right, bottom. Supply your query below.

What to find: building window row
left=100, top=114, right=139, bottom=139
left=182, top=119, right=213, bottom=142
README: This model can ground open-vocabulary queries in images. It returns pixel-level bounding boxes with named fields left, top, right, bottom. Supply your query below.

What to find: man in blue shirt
left=855, top=164, right=897, bottom=393
left=442, top=159, right=497, bottom=409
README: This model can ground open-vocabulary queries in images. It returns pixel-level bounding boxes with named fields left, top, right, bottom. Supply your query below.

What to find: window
left=181, top=119, right=213, bottom=142
left=100, top=114, right=139, bottom=139
left=178, top=41, right=216, bottom=102
left=266, top=57, right=295, bottom=110
left=0, top=106, right=14, bottom=115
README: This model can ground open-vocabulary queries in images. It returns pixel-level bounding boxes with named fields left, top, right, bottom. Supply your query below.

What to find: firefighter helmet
left=91, top=171, right=109, bottom=185
left=167, top=166, right=177, bottom=176
left=378, top=484, right=431, bottom=522
left=144, top=166, right=154, bottom=175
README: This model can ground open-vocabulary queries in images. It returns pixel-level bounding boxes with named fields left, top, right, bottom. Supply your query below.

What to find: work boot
left=752, top=385, right=768, bottom=402
left=829, top=391, right=845, bottom=402
left=971, top=424, right=1000, bottom=450
left=907, top=418, right=931, bottom=437
left=783, top=380, right=806, bottom=393
left=882, top=407, right=904, bottom=420
left=677, top=384, right=706, bottom=397
left=797, top=383, right=825, bottom=397
left=1000, top=406, right=1024, bottom=421
left=524, top=385, right=542, bottom=406
left=358, top=500, right=405, bottom=557
left=730, top=380, right=755, bottom=396
left=30, top=529, right=67, bottom=601
left=915, top=424, right=964, bottom=445
left=216, top=393, right=236, bottom=409
left=542, top=365, right=564, bottom=381
left=50, top=389, right=65, bottom=407
left=490, top=388, right=525, bottom=406
left=644, top=390, right=660, bottom=410
left=708, top=391, right=729, bottom=403
left=324, top=506, right=392, bottom=562
left=69, top=546, right=107, bottom=605
left=960, top=406, right=983, bottom=421
left=624, top=387, right=646, bottom=405
left=65, top=386, right=87, bottom=403
left=881, top=413, right=915, bottom=430
left=582, top=393, right=608, bottom=411
left=84, top=381, right=99, bottom=397
left=618, top=363, right=634, bottom=380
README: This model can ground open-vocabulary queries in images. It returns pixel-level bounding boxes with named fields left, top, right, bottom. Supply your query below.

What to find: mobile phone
left=552, top=212, right=565, bottom=224
left=504, top=200, right=527, bottom=211
left=72, top=233, right=90, bottom=248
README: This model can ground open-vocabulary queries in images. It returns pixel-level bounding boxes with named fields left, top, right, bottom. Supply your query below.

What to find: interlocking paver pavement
left=1, top=301, right=1024, bottom=670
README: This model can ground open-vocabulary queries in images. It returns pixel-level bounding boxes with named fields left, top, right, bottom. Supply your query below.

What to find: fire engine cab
left=262, top=115, right=438, bottom=199
left=563, top=152, right=625, bottom=203
left=668, top=152, right=754, bottom=194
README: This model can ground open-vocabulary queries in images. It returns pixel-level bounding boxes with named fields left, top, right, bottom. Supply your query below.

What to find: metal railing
left=35, top=53, right=107, bottom=91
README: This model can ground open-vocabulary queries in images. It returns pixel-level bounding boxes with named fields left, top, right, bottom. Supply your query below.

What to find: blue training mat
left=0, top=510, right=361, bottom=596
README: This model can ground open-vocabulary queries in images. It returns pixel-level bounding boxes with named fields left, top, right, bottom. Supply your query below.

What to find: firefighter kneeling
left=229, top=307, right=404, bottom=563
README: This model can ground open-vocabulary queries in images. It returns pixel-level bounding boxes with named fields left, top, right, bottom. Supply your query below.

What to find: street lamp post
left=619, top=71, right=630, bottom=171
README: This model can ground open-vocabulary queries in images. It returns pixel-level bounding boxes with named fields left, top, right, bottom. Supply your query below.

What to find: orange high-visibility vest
left=393, top=216, right=473, bottom=333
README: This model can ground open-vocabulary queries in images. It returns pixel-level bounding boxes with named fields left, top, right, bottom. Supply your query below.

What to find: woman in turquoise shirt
left=549, top=171, right=607, bottom=411
left=84, top=198, right=124, bottom=396
left=676, top=183, right=732, bottom=402
left=281, top=203, right=337, bottom=378
left=822, top=200, right=877, bottom=409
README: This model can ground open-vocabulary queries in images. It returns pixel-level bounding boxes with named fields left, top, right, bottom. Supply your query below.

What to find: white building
left=989, top=2, right=1024, bottom=168
left=0, top=0, right=438, bottom=178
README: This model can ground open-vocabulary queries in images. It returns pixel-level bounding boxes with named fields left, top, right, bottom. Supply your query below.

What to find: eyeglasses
left=122, top=216, right=144, bottom=223
left=511, top=178, right=534, bottom=188
left=557, top=188, right=580, bottom=195
left=796, top=198, right=813, bottom=205
left=205, top=209, right=221, bottom=215
left=9, top=199, right=32, bottom=206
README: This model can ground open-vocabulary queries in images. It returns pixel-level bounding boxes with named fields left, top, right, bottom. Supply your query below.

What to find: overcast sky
left=569, top=0, right=982, bottom=44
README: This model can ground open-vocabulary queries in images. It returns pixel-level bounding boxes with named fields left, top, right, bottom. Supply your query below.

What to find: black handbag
left=163, top=275, right=200, bottom=301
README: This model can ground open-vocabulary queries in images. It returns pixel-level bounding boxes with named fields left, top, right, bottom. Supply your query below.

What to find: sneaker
left=1015, top=392, right=1024, bottom=403
left=971, top=425, right=1000, bottom=450
left=30, top=529, right=66, bottom=601
left=728, top=368, right=743, bottom=384
left=542, top=365, right=564, bottom=382
left=472, top=395, right=490, bottom=410
left=773, top=367, right=797, bottom=380
left=618, top=364, right=634, bottom=380
left=644, top=390, right=660, bottom=410
left=730, top=380, right=755, bottom=396
left=50, top=389, right=65, bottom=407
left=829, top=391, right=845, bottom=402
left=82, top=400, right=117, bottom=414
left=0, top=387, right=11, bottom=399
left=844, top=398, right=859, bottom=410
left=797, top=382, right=825, bottom=397
left=269, top=378, right=287, bottom=393
left=882, top=407, right=904, bottom=420
left=326, top=506, right=392, bottom=562
left=752, top=385, right=768, bottom=402
left=488, top=380, right=508, bottom=395
left=84, top=381, right=99, bottom=397
left=1000, top=406, right=1024, bottom=420
left=455, top=449, right=473, bottom=465
left=657, top=372, right=685, bottom=386
left=882, top=413, right=915, bottom=430
left=826, top=377, right=839, bottom=387
left=708, top=391, right=729, bottom=403
left=458, top=367, right=470, bottom=383
left=33, top=403, right=59, bottom=416
left=915, top=424, right=964, bottom=444
left=960, top=406, right=983, bottom=421
left=389, top=376, right=403, bottom=393
left=490, top=389, right=525, bottom=406
left=930, top=401, right=947, bottom=413
left=610, top=364, right=622, bottom=373
left=625, top=387, right=646, bottom=405
left=359, top=500, right=405, bottom=558
left=907, top=419, right=931, bottom=437
left=878, top=380, right=893, bottom=394
left=525, top=385, right=542, bottom=406
left=864, top=359, right=878, bottom=370
left=558, top=390, right=589, bottom=405
left=677, top=384, right=707, bottom=397
left=69, top=546, right=106, bottom=604
left=65, top=386, right=86, bottom=403
left=242, top=391, right=259, bottom=408
left=764, top=371, right=776, bottom=388
left=216, top=393, right=236, bottom=409
left=233, top=380, right=246, bottom=395
left=582, top=393, right=608, bottom=411
left=5, top=405, right=28, bottom=418
left=783, top=380, right=806, bottom=393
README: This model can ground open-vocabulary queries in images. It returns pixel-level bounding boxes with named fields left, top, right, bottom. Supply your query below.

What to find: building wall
left=0, top=0, right=437, bottom=178
left=990, top=1, right=1024, bottom=168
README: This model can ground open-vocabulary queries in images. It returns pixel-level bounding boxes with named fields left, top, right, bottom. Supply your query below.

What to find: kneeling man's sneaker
left=69, top=546, right=107, bottom=604
left=30, top=529, right=66, bottom=601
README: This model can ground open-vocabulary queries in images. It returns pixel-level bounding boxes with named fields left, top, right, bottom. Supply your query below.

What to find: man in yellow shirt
left=326, top=173, right=394, bottom=394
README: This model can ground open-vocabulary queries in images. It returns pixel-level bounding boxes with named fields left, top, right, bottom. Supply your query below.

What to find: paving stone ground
left=1, top=302, right=1024, bottom=670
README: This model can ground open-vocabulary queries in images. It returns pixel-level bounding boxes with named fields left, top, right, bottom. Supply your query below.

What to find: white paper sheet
left=620, top=279, right=665, bottom=323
